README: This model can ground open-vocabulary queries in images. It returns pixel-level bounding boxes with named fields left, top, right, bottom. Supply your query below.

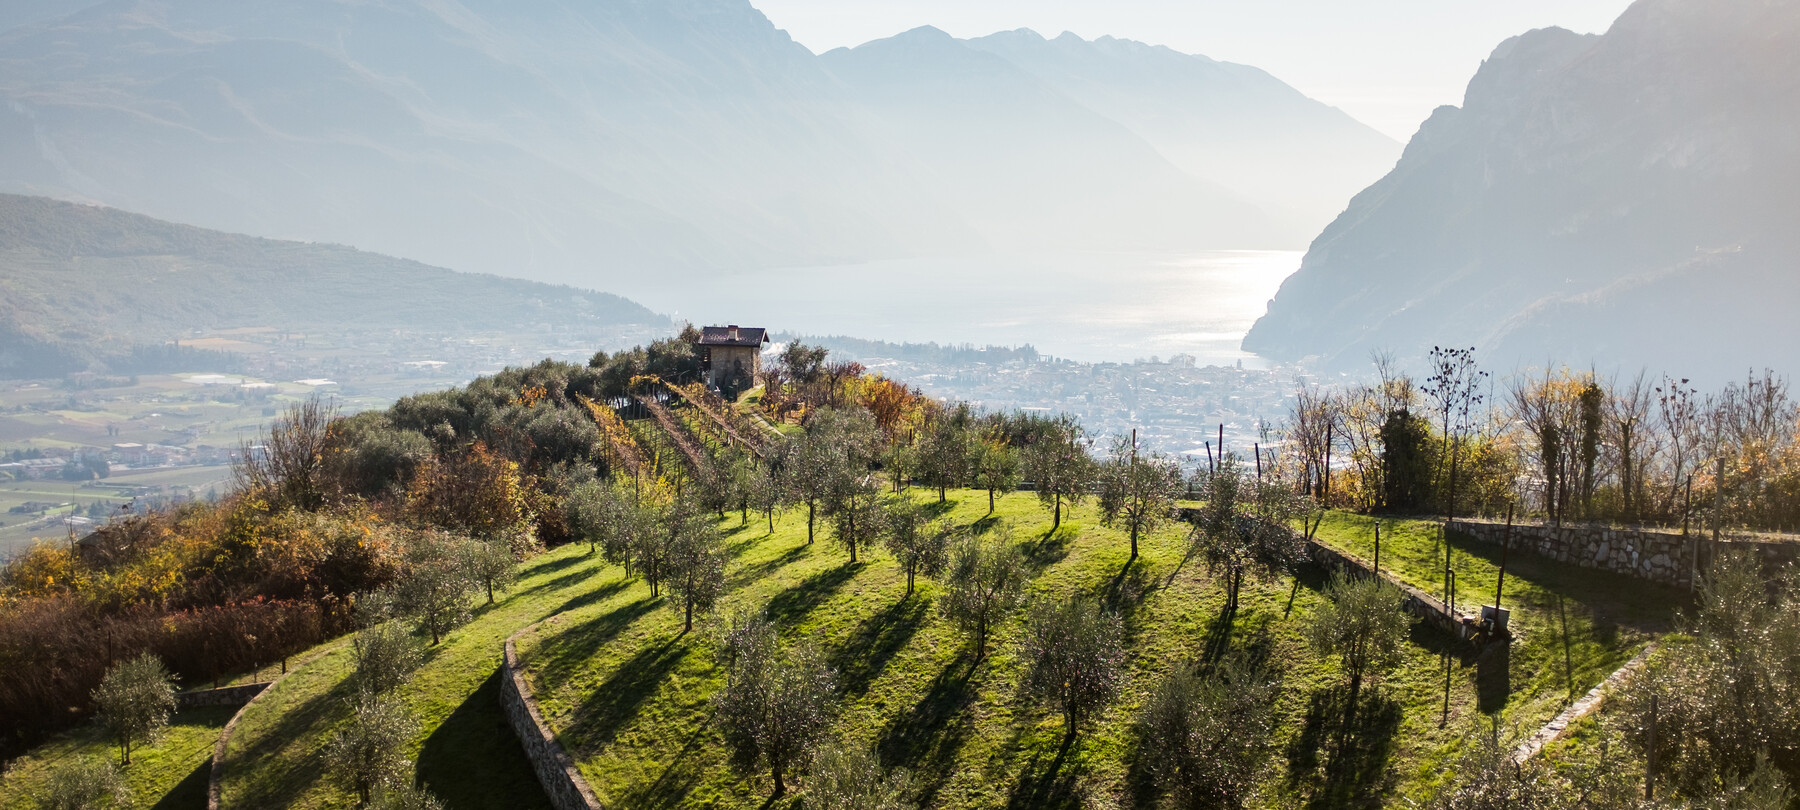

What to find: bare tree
left=235, top=397, right=336, bottom=511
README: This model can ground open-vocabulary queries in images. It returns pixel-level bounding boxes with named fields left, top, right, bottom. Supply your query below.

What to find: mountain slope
left=0, top=1, right=1394, bottom=287
left=0, top=195, right=669, bottom=377
left=0, top=0, right=978, bottom=286
left=1243, top=0, right=1800, bottom=377
left=965, top=29, right=1400, bottom=235
left=820, top=26, right=1290, bottom=249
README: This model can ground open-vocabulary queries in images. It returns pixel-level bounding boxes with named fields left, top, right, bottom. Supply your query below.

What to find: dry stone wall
left=1446, top=520, right=1800, bottom=588
left=502, top=635, right=603, bottom=810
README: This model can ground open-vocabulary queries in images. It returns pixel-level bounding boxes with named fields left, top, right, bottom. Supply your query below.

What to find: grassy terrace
left=1309, top=513, right=1680, bottom=700
left=509, top=491, right=1654, bottom=809
left=214, top=547, right=619, bottom=809
left=0, top=704, right=233, bottom=808
left=16, top=499, right=1668, bottom=809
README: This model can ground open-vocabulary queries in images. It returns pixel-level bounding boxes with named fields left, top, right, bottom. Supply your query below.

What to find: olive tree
left=664, top=499, right=727, bottom=633
left=1305, top=572, right=1408, bottom=726
left=712, top=615, right=837, bottom=797
left=323, top=691, right=418, bottom=805
left=1137, top=657, right=1280, bottom=809
left=36, top=758, right=129, bottom=810
left=463, top=535, right=517, bottom=605
left=394, top=530, right=476, bottom=645
left=1616, top=551, right=1800, bottom=801
left=352, top=620, right=424, bottom=696
left=1190, top=456, right=1311, bottom=613
left=1019, top=596, right=1125, bottom=741
left=825, top=473, right=885, bottom=564
left=882, top=498, right=957, bottom=597
left=807, top=740, right=917, bottom=810
left=1021, top=418, right=1092, bottom=531
left=914, top=409, right=975, bottom=502
left=939, top=530, right=1029, bottom=660
left=974, top=438, right=1020, bottom=514
left=1098, top=434, right=1185, bottom=564
left=92, top=652, right=177, bottom=766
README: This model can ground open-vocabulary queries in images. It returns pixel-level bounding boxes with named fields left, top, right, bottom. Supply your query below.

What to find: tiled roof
left=698, top=325, right=769, bottom=347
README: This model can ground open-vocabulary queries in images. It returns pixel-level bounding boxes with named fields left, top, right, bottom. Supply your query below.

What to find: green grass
left=218, top=545, right=619, bottom=809
left=1307, top=513, right=1680, bottom=792
left=0, top=704, right=234, bottom=809
left=513, top=490, right=1605, bottom=810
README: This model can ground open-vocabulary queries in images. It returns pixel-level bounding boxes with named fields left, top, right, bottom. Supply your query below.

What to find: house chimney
left=728, top=325, right=739, bottom=340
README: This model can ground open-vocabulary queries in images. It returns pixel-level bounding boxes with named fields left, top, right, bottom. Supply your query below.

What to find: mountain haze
left=0, top=195, right=667, bottom=377
left=0, top=0, right=1395, bottom=288
left=1244, top=0, right=1800, bottom=377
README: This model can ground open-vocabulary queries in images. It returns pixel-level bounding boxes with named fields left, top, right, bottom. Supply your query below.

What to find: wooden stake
left=1495, top=504, right=1514, bottom=612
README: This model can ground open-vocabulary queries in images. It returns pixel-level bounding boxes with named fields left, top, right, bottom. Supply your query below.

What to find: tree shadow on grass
left=922, top=500, right=958, bottom=519
left=1024, top=526, right=1076, bottom=574
left=565, top=638, right=690, bottom=751
left=227, top=663, right=361, bottom=809
left=1283, top=685, right=1402, bottom=810
left=830, top=596, right=930, bottom=698
left=728, top=543, right=810, bottom=591
left=1475, top=640, right=1512, bottom=714
left=518, top=566, right=597, bottom=600
left=614, top=720, right=713, bottom=810
left=148, top=706, right=232, bottom=810
left=1002, top=734, right=1089, bottom=810
left=149, top=758, right=211, bottom=810
left=417, top=671, right=551, bottom=810
left=554, top=576, right=632, bottom=615
left=876, top=651, right=979, bottom=808
left=764, top=561, right=864, bottom=628
left=535, top=597, right=660, bottom=687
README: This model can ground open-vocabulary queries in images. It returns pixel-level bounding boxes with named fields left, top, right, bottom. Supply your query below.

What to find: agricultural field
left=503, top=491, right=1664, bottom=809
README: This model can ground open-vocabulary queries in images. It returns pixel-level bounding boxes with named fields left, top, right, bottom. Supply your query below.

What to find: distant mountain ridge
left=0, top=195, right=668, bottom=377
left=1244, top=0, right=1800, bottom=377
left=0, top=1, right=1397, bottom=287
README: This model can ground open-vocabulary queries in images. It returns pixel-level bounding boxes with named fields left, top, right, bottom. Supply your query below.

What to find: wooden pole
left=1646, top=692, right=1659, bottom=801
left=1373, top=522, right=1381, bottom=574
left=1254, top=442, right=1262, bottom=479
left=1495, top=504, right=1514, bottom=612
left=1558, top=593, right=1574, bottom=702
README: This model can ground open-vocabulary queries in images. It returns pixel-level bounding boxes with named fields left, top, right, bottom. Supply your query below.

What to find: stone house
left=697, top=325, right=768, bottom=392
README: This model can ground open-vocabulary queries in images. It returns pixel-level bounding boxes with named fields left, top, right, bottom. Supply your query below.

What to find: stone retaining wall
left=178, top=682, right=269, bottom=709
left=1445, top=520, right=1800, bottom=588
left=502, top=635, right=603, bottom=810
left=1305, top=539, right=1484, bottom=640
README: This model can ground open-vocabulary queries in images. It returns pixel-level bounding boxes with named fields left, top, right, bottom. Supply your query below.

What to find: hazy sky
left=754, top=0, right=1636, bottom=140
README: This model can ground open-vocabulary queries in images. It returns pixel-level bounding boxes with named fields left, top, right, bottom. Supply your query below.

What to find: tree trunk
left=907, top=568, right=916, bottom=596
left=1053, top=495, right=1062, bottom=530
left=767, top=509, right=774, bottom=533
left=989, top=487, right=995, bottom=514
left=685, top=598, right=694, bottom=633
left=772, top=758, right=786, bottom=796
left=939, top=486, right=947, bottom=503
left=486, top=580, right=495, bottom=605
left=807, top=501, right=815, bottom=544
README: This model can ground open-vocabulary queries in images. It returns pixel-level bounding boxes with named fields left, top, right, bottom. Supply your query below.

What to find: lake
left=618, top=250, right=1303, bottom=366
